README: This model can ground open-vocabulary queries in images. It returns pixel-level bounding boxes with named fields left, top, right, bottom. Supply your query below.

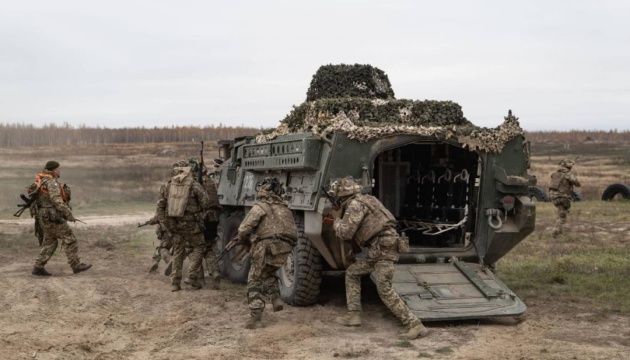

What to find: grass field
left=1, top=140, right=629, bottom=316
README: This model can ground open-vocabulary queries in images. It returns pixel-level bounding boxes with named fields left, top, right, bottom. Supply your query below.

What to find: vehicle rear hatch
left=376, top=261, right=526, bottom=321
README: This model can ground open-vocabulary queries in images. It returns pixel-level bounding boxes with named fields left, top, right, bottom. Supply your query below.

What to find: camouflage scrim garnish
left=255, top=64, right=524, bottom=153
left=306, top=64, right=395, bottom=101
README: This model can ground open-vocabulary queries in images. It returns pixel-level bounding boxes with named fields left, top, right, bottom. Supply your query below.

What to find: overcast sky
left=1, top=0, right=628, bottom=131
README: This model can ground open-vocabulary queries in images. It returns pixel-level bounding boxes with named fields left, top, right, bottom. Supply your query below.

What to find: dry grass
left=0, top=142, right=219, bottom=218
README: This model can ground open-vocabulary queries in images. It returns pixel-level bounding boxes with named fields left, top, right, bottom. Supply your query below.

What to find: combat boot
left=271, top=297, right=284, bottom=312
left=184, top=277, right=202, bottom=290
left=211, top=271, right=221, bottom=290
left=335, top=311, right=362, bottom=326
left=72, top=263, right=92, bottom=274
left=164, top=260, right=173, bottom=276
left=244, top=313, right=263, bottom=329
left=402, top=322, right=429, bottom=340
left=32, top=267, right=52, bottom=276
left=171, top=284, right=181, bottom=292
left=149, top=260, right=159, bottom=274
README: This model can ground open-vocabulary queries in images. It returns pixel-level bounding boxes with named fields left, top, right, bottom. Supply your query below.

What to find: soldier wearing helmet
left=330, top=177, right=428, bottom=340
left=156, top=160, right=210, bottom=291
left=237, top=177, right=297, bottom=329
left=549, top=158, right=581, bottom=238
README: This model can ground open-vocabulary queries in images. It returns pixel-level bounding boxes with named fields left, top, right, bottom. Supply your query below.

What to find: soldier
left=237, top=177, right=297, bottom=329
left=156, top=160, right=210, bottom=291
left=189, top=157, right=222, bottom=289
left=330, top=177, right=428, bottom=340
left=145, top=214, right=174, bottom=276
left=549, top=159, right=581, bottom=238
left=31, top=161, right=92, bottom=276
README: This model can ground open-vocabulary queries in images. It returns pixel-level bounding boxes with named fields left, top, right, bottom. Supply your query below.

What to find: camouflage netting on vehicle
left=256, top=64, right=524, bottom=153
left=306, top=64, right=395, bottom=101
left=256, top=103, right=524, bottom=154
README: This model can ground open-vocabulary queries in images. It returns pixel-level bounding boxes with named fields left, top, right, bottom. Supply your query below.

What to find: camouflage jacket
left=36, top=172, right=73, bottom=223
left=238, top=194, right=297, bottom=244
left=549, top=168, right=581, bottom=198
left=156, top=179, right=210, bottom=231
left=333, top=194, right=400, bottom=262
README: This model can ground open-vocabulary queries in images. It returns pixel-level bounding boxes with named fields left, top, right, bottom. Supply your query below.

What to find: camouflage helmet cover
left=559, top=159, right=575, bottom=169
left=329, top=177, right=362, bottom=197
left=173, top=159, right=191, bottom=168
left=256, top=177, right=283, bottom=196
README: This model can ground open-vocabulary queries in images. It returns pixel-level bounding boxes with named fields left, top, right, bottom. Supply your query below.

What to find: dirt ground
left=1, top=216, right=629, bottom=360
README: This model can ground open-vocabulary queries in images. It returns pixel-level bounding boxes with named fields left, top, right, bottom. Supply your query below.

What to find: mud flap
left=377, top=261, right=526, bottom=321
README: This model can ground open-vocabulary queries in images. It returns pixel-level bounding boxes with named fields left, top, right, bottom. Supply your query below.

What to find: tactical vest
left=350, top=194, right=397, bottom=246
left=253, top=200, right=297, bottom=244
left=550, top=170, right=572, bottom=195
left=167, top=167, right=195, bottom=217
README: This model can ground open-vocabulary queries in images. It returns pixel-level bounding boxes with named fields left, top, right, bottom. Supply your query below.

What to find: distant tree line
left=1, top=123, right=628, bottom=148
left=0, top=123, right=263, bottom=147
left=525, top=130, right=630, bottom=144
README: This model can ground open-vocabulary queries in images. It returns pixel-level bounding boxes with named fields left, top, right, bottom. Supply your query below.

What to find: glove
left=67, top=213, right=77, bottom=222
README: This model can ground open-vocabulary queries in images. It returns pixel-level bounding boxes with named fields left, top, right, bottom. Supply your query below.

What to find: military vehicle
left=214, top=64, right=537, bottom=321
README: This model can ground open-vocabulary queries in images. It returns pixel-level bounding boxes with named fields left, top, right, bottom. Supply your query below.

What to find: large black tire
left=528, top=186, right=549, bottom=202
left=571, top=190, right=583, bottom=202
left=278, top=213, right=322, bottom=306
left=216, top=211, right=250, bottom=284
left=601, top=183, right=630, bottom=201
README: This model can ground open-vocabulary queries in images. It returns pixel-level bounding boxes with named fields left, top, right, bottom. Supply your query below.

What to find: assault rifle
left=14, top=194, right=36, bottom=217
left=320, top=186, right=341, bottom=210
left=216, top=236, right=250, bottom=264
left=199, top=140, right=205, bottom=184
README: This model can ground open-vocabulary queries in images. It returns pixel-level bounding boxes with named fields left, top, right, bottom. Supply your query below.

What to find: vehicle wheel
left=528, top=186, right=549, bottom=202
left=217, top=211, right=250, bottom=284
left=571, top=190, right=582, bottom=201
left=278, top=212, right=322, bottom=306
left=601, top=183, right=630, bottom=201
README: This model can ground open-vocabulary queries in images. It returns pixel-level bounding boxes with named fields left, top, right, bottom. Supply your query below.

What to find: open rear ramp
left=385, top=261, right=526, bottom=321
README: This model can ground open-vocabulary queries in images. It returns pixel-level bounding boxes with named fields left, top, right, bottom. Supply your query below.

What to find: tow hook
left=486, top=209, right=503, bottom=230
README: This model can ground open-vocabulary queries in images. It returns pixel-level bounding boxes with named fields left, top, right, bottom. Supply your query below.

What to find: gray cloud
left=1, top=0, right=629, bottom=130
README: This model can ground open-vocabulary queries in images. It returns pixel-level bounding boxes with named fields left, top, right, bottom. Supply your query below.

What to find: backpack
left=167, top=167, right=194, bottom=217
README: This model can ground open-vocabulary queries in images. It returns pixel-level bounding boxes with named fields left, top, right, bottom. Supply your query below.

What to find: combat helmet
left=559, top=159, right=575, bottom=169
left=329, top=177, right=362, bottom=198
left=256, top=177, right=283, bottom=197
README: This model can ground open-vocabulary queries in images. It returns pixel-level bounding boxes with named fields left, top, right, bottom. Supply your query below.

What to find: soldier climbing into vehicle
left=329, top=177, right=428, bottom=340
left=237, top=177, right=297, bottom=329
left=549, top=158, right=581, bottom=238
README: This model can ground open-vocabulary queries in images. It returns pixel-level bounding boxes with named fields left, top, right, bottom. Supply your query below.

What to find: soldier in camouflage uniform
left=145, top=214, right=174, bottom=276
left=237, top=177, right=297, bottom=329
left=549, top=159, right=581, bottom=238
left=156, top=160, right=210, bottom=291
left=188, top=157, right=222, bottom=289
left=31, top=161, right=92, bottom=276
left=330, top=177, right=428, bottom=340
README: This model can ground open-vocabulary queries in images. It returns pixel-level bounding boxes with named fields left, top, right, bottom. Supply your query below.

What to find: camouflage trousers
left=34, top=221, right=81, bottom=269
left=551, top=196, right=571, bottom=236
left=170, top=230, right=205, bottom=286
left=247, top=238, right=293, bottom=315
left=202, top=221, right=219, bottom=276
left=345, top=259, right=419, bottom=328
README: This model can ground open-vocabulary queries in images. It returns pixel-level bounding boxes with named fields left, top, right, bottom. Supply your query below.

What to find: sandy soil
left=1, top=216, right=629, bottom=360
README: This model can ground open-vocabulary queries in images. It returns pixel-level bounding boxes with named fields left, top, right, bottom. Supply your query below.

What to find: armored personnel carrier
left=214, top=64, right=536, bottom=321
